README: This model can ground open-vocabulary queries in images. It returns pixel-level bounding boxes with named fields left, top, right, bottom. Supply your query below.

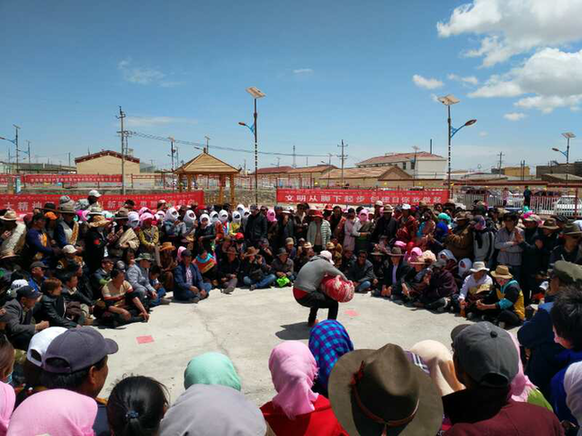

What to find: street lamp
left=238, top=87, right=266, bottom=205
left=438, top=94, right=476, bottom=198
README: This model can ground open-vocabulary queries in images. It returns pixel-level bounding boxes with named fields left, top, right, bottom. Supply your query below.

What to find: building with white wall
left=356, top=152, right=446, bottom=179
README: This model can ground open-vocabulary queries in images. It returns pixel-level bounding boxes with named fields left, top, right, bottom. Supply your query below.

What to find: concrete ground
left=99, top=287, right=471, bottom=406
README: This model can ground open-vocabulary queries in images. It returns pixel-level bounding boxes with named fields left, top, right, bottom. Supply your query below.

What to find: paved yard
left=99, top=287, right=471, bottom=405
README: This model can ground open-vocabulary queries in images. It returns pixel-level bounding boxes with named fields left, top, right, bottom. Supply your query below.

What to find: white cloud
left=430, top=93, right=440, bottom=103
left=469, top=48, right=582, bottom=112
left=412, top=74, right=444, bottom=90
left=479, top=131, right=488, bottom=137
left=448, top=74, right=479, bottom=86
left=118, top=59, right=183, bottom=87
left=504, top=112, right=527, bottom=121
left=293, top=68, right=313, bottom=74
left=125, top=116, right=198, bottom=127
left=437, top=0, right=582, bottom=67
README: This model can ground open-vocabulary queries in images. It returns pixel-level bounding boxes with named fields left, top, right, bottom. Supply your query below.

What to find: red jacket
left=261, top=395, right=347, bottom=436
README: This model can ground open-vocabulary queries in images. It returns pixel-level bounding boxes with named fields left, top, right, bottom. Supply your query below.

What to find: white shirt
left=459, top=273, right=493, bottom=301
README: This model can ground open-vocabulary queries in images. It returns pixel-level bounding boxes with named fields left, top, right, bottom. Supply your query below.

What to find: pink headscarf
left=405, top=247, right=422, bottom=263
left=177, top=246, right=187, bottom=263
left=0, top=382, right=15, bottom=435
left=269, top=341, right=319, bottom=419
left=138, top=206, right=150, bottom=216
left=7, top=389, right=97, bottom=436
left=394, top=240, right=406, bottom=250
left=139, top=212, right=155, bottom=224
left=267, top=209, right=277, bottom=223
left=509, top=333, right=536, bottom=402
left=358, top=208, right=369, bottom=223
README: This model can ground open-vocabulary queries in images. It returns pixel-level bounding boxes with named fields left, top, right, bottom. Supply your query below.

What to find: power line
left=338, top=140, right=348, bottom=187
left=126, top=130, right=332, bottom=158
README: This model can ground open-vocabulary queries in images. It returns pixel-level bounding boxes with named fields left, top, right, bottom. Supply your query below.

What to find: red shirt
left=261, top=395, right=347, bottom=436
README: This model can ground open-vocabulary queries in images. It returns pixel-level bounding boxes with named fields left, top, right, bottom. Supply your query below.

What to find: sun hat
left=0, top=250, right=18, bottom=260
left=58, top=203, right=76, bottom=214
left=469, top=261, right=490, bottom=273
left=277, top=248, right=288, bottom=257
left=62, top=245, right=77, bottom=255
left=388, top=247, right=405, bottom=257
left=88, top=189, right=101, bottom=198
left=0, top=210, right=17, bottom=222
left=375, top=200, right=384, bottom=207
left=563, top=223, right=582, bottom=236
left=160, top=242, right=176, bottom=252
left=382, top=205, right=394, bottom=213
left=329, top=343, right=443, bottom=436
left=303, top=242, right=313, bottom=250
left=451, top=322, right=518, bottom=388
left=244, top=247, right=260, bottom=257
left=490, top=265, right=513, bottom=280
left=135, top=253, right=154, bottom=262
left=409, top=250, right=436, bottom=265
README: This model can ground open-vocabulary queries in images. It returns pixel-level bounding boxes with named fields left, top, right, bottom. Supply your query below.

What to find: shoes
left=467, top=312, right=476, bottom=320
left=191, top=297, right=200, bottom=304
left=308, top=319, right=319, bottom=328
left=498, top=321, right=506, bottom=329
left=223, top=287, right=234, bottom=295
left=249, top=285, right=257, bottom=291
left=159, top=298, right=171, bottom=305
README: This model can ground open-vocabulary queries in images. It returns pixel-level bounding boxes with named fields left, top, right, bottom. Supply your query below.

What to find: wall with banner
left=0, top=192, right=204, bottom=214
left=0, top=174, right=123, bottom=184
left=276, top=189, right=449, bottom=205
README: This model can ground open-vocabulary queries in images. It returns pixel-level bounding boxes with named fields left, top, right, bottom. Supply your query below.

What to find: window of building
left=411, top=160, right=416, bottom=170
left=402, top=162, right=407, bottom=170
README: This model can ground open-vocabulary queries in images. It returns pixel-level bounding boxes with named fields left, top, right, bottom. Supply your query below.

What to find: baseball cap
left=62, top=245, right=77, bottom=255
left=27, top=327, right=68, bottom=367
left=374, top=200, right=383, bottom=207
left=17, top=286, right=40, bottom=300
left=451, top=322, right=518, bottom=387
left=43, top=327, right=118, bottom=374
left=552, top=260, right=582, bottom=285
left=88, top=189, right=101, bottom=198
left=30, top=261, right=47, bottom=270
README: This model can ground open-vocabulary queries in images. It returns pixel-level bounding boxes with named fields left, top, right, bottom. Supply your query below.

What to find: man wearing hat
left=329, top=205, right=346, bottom=242
left=307, top=210, right=331, bottom=253
left=240, top=247, right=277, bottom=290
left=377, top=247, right=412, bottom=299
left=41, top=327, right=118, bottom=435
left=174, top=249, right=211, bottom=302
left=3, top=285, right=49, bottom=350
left=515, top=214, right=543, bottom=305
left=494, top=213, right=524, bottom=280
left=328, top=343, right=444, bottom=436
left=444, top=322, right=562, bottom=434
left=452, top=261, right=493, bottom=315
left=538, top=218, right=560, bottom=273
left=371, top=205, right=398, bottom=245
left=87, top=189, right=102, bottom=209
left=28, top=260, right=48, bottom=294
left=83, top=209, right=112, bottom=273
left=217, top=246, right=241, bottom=294
left=54, top=202, right=80, bottom=249
left=245, top=205, right=268, bottom=248
left=0, top=210, right=26, bottom=255
left=519, top=260, right=582, bottom=397
left=271, top=248, right=295, bottom=285
left=127, top=253, right=162, bottom=305
left=415, top=259, right=457, bottom=310
left=474, top=265, right=525, bottom=328
left=444, top=212, right=473, bottom=261
left=108, top=208, right=140, bottom=259
left=25, top=213, right=57, bottom=264
left=550, top=222, right=582, bottom=266
left=347, top=250, right=376, bottom=294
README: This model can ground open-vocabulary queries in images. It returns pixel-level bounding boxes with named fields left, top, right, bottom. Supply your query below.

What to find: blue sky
left=2, top=0, right=582, bottom=172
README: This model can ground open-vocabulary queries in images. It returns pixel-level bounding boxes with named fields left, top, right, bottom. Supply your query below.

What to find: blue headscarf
left=308, top=320, right=354, bottom=396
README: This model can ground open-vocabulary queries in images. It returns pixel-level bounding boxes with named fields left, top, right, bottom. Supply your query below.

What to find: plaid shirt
left=308, top=320, right=354, bottom=396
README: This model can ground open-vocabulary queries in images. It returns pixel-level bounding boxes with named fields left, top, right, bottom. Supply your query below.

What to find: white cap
left=88, top=189, right=101, bottom=198
left=62, top=245, right=77, bottom=254
left=320, top=250, right=334, bottom=264
left=375, top=200, right=384, bottom=206
left=27, top=327, right=68, bottom=367
left=10, top=279, right=28, bottom=290
left=402, top=203, right=411, bottom=210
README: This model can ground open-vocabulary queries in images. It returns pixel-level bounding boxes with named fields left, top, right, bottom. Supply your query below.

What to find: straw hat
left=160, top=242, right=176, bottom=252
left=0, top=210, right=17, bottom=222
left=490, top=265, right=513, bottom=280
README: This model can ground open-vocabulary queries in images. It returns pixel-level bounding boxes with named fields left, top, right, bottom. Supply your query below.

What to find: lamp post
left=553, top=132, right=575, bottom=184
left=437, top=94, right=476, bottom=198
left=238, top=86, right=266, bottom=205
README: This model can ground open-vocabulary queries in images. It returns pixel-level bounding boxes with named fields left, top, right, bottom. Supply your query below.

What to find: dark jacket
left=443, top=387, right=562, bottom=436
left=347, top=259, right=375, bottom=284
left=424, top=268, right=457, bottom=302
left=550, top=244, right=581, bottom=267
left=517, top=297, right=564, bottom=397
left=371, top=216, right=398, bottom=243
left=194, top=224, right=215, bottom=252
left=271, top=257, right=295, bottom=276
left=218, top=258, right=240, bottom=280
left=551, top=348, right=582, bottom=424
left=84, top=228, right=108, bottom=272
left=276, top=219, right=295, bottom=249
left=25, top=228, right=53, bottom=260
left=36, top=294, right=77, bottom=328
left=519, top=227, right=543, bottom=275
left=240, top=257, right=271, bottom=282
left=245, top=213, right=268, bottom=245
left=90, top=268, right=111, bottom=299
left=174, top=263, right=205, bottom=298
left=3, top=299, right=35, bottom=338
left=382, top=262, right=412, bottom=288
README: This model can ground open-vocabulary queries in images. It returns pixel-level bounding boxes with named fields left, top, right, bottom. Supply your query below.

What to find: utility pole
left=338, top=139, right=348, bottom=188
left=68, top=153, right=71, bottom=168
left=204, top=136, right=210, bottom=153
left=13, top=125, right=20, bottom=174
left=327, top=153, right=333, bottom=187
left=498, top=152, right=504, bottom=176
left=276, top=157, right=281, bottom=167
left=306, top=157, right=309, bottom=167
left=26, top=141, right=31, bottom=165
left=117, top=106, right=127, bottom=195
left=430, top=138, right=433, bottom=154
left=292, top=145, right=296, bottom=168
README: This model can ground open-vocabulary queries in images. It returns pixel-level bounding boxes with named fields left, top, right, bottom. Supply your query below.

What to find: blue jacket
left=517, top=298, right=564, bottom=398
left=551, top=349, right=582, bottom=423
left=174, top=263, right=204, bottom=297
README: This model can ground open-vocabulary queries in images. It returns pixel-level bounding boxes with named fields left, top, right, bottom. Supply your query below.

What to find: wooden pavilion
left=174, top=151, right=240, bottom=204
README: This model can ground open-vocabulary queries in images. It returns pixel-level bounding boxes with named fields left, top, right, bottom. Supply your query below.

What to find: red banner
left=276, top=189, right=448, bottom=205
left=0, top=174, right=123, bottom=185
left=0, top=192, right=204, bottom=214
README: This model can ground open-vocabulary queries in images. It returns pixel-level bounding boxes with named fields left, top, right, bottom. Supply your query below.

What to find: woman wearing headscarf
left=0, top=381, right=15, bottom=435
left=410, top=340, right=464, bottom=397
left=351, top=208, right=372, bottom=254
left=163, top=207, right=187, bottom=246
left=7, top=389, right=97, bottom=436
left=194, top=214, right=216, bottom=255
left=261, top=341, right=347, bottom=436
left=160, top=384, right=271, bottom=436
left=342, top=208, right=356, bottom=253
left=184, top=352, right=242, bottom=391
left=138, top=212, right=159, bottom=254
left=564, top=361, right=582, bottom=434
left=308, top=320, right=354, bottom=398
left=229, top=211, right=243, bottom=236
